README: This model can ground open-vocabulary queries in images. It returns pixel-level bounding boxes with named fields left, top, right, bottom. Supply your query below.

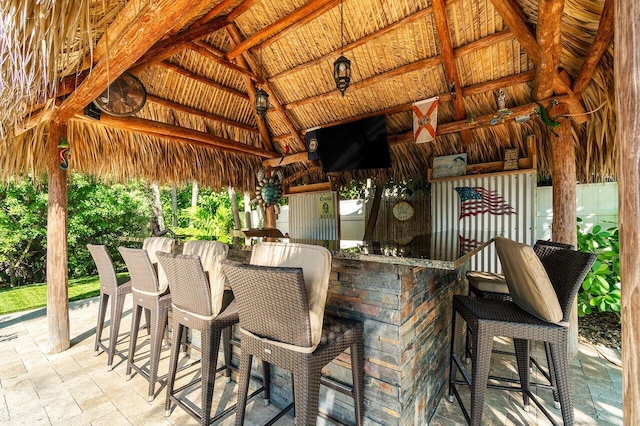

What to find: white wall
left=536, top=182, right=619, bottom=240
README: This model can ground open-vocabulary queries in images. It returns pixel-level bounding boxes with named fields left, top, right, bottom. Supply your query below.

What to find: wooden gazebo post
left=616, top=0, right=640, bottom=423
left=46, top=122, right=70, bottom=354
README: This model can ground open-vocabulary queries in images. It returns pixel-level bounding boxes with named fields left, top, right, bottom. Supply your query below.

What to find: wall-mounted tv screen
left=314, top=116, right=391, bottom=172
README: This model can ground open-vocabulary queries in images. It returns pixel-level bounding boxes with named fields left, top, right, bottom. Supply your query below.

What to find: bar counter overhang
left=226, top=231, right=492, bottom=425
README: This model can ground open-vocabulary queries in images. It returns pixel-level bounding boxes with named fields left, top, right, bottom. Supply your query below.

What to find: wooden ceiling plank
left=263, top=152, right=309, bottom=167
left=189, top=42, right=260, bottom=81
left=284, top=56, right=443, bottom=110
left=226, top=0, right=335, bottom=60
left=159, top=61, right=249, bottom=99
left=226, top=0, right=262, bottom=22
left=146, top=95, right=258, bottom=132
left=534, top=0, right=566, bottom=99
left=252, top=0, right=341, bottom=52
left=76, top=114, right=278, bottom=158
left=572, top=0, right=614, bottom=94
left=453, top=29, right=514, bottom=58
left=130, top=16, right=229, bottom=74
left=227, top=23, right=306, bottom=152
left=54, top=0, right=209, bottom=124
left=190, top=0, right=237, bottom=29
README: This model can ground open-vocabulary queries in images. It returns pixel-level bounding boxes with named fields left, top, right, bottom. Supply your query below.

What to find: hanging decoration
left=255, top=45, right=269, bottom=119
left=333, top=0, right=351, bottom=95
left=58, top=138, right=70, bottom=170
left=251, top=167, right=284, bottom=210
left=490, top=89, right=513, bottom=125
left=412, top=96, right=439, bottom=143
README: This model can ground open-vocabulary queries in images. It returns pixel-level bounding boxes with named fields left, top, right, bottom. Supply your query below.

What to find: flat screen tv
left=314, top=116, right=391, bottom=172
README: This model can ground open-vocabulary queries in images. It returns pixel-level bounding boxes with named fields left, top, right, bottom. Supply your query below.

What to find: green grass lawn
left=0, top=273, right=129, bottom=316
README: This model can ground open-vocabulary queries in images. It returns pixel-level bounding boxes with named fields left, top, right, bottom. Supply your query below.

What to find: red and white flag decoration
left=412, top=96, right=439, bottom=144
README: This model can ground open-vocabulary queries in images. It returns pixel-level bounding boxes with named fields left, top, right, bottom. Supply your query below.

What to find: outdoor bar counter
left=227, top=231, right=492, bottom=425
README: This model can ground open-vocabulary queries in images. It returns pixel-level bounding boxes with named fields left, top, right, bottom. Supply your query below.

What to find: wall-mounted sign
left=318, top=194, right=335, bottom=218
left=432, top=153, right=467, bottom=178
left=503, top=148, right=519, bottom=171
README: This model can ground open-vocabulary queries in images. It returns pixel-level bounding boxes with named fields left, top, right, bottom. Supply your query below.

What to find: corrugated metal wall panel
left=288, top=191, right=339, bottom=240
left=432, top=171, right=537, bottom=273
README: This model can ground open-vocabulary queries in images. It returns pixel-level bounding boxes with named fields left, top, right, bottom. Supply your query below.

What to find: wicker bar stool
left=222, top=242, right=365, bottom=426
left=448, top=237, right=595, bottom=426
left=157, top=247, right=261, bottom=426
left=119, top=246, right=173, bottom=401
left=88, top=244, right=132, bottom=370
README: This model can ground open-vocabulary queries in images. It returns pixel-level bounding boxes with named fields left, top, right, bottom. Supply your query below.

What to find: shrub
left=577, top=219, right=620, bottom=317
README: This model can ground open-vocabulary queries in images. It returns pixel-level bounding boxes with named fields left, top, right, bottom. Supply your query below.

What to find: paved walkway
left=0, top=297, right=622, bottom=425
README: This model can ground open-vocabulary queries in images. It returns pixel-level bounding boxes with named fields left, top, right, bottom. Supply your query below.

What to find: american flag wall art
left=454, top=187, right=516, bottom=220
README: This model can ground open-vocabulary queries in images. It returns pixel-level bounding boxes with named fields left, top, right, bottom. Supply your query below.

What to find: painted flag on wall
left=412, top=96, right=439, bottom=143
left=454, top=187, right=516, bottom=220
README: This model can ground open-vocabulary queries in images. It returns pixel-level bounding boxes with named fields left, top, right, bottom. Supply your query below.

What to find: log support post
left=615, top=0, right=640, bottom=422
left=46, top=122, right=70, bottom=354
left=549, top=102, right=579, bottom=358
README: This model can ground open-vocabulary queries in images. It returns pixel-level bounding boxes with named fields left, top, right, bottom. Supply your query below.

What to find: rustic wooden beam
left=431, top=0, right=473, bottom=146
left=363, top=177, right=385, bottom=241
left=15, top=101, right=57, bottom=136
left=253, top=0, right=341, bottom=52
left=190, top=0, right=236, bottom=29
left=146, top=95, right=258, bottom=132
left=54, top=0, right=208, bottom=124
left=129, top=16, right=230, bottom=75
left=534, top=0, right=566, bottom=99
left=286, top=182, right=333, bottom=195
left=572, top=0, right=614, bottom=94
left=282, top=166, right=324, bottom=186
left=284, top=56, right=443, bottom=110
left=46, top=121, right=70, bottom=354
left=263, top=152, right=308, bottom=167
left=616, top=0, right=640, bottom=422
left=226, top=0, right=262, bottom=21
left=189, top=41, right=259, bottom=81
left=453, top=29, right=514, bottom=58
left=77, top=114, right=278, bottom=158
left=226, top=0, right=336, bottom=60
left=159, top=61, right=249, bottom=99
left=227, top=23, right=306, bottom=152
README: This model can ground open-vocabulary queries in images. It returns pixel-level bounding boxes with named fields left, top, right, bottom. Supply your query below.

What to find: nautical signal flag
left=454, top=187, right=516, bottom=220
left=412, top=96, right=439, bottom=143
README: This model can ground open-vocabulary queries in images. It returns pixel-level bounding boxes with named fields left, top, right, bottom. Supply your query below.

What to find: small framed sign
left=432, top=154, right=467, bottom=178
left=504, top=148, right=519, bottom=171
left=318, top=193, right=335, bottom=218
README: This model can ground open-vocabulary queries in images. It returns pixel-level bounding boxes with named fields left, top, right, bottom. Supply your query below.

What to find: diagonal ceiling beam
left=432, top=0, right=473, bottom=145
left=159, top=61, right=249, bottom=99
left=54, top=0, right=209, bottom=124
left=534, top=0, right=566, bottom=99
left=227, top=23, right=306, bottom=152
left=146, top=95, right=258, bottom=133
left=226, top=0, right=336, bottom=60
left=189, top=41, right=260, bottom=81
left=572, top=0, right=614, bottom=95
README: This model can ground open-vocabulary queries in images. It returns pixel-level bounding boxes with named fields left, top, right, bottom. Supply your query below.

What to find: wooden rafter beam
left=268, top=0, right=458, bottom=82
left=188, top=0, right=236, bottom=30
left=226, top=0, right=336, bottom=60
left=227, top=23, right=306, bottom=152
left=75, top=114, right=278, bottom=158
left=159, top=61, right=249, bottom=99
left=572, top=0, right=614, bottom=94
left=534, top=0, right=566, bottom=99
left=146, top=95, right=258, bottom=133
left=263, top=152, right=308, bottom=167
left=189, top=41, right=260, bottom=81
left=431, top=0, right=473, bottom=146
left=284, top=56, right=442, bottom=110
left=54, top=0, right=209, bottom=124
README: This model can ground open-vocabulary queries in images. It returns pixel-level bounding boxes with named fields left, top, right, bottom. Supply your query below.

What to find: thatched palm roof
left=0, top=0, right=614, bottom=191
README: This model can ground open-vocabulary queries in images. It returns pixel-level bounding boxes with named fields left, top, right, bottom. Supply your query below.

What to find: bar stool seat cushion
left=182, top=240, right=229, bottom=316
left=143, top=237, right=175, bottom=294
left=250, top=242, right=331, bottom=351
left=495, top=237, right=563, bottom=323
left=466, top=271, right=508, bottom=294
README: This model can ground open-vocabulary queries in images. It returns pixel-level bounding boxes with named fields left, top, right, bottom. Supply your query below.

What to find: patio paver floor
left=0, top=297, right=622, bottom=425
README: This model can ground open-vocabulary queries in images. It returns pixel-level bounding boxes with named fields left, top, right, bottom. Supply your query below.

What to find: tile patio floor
left=0, top=296, right=622, bottom=425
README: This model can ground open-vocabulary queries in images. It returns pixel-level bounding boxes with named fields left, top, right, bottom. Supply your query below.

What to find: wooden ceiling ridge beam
left=489, top=0, right=587, bottom=122
left=54, top=0, right=210, bottom=124
left=431, top=0, right=473, bottom=146
left=75, top=114, right=278, bottom=158
left=572, top=0, right=614, bottom=95
left=271, top=70, right=536, bottom=143
left=226, top=0, right=336, bottom=60
left=159, top=61, right=249, bottom=99
left=189, top=41, right=260, bottom=81
left=227, top=23, right=306, bottom=152
left=533, top=0, right=566, bottom=99
left=146, top=95, right=258, bottom=133
left=284, top=55, right=443, bottom=110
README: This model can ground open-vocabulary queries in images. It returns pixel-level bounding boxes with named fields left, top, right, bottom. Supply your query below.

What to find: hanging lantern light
left=255, top=45, right=270, bottom=119
left=333, top=0, right=351, bottom=96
